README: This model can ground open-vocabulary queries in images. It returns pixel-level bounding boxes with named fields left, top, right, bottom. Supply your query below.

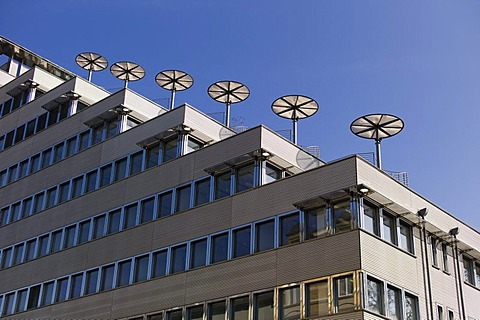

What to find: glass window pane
left=51, top=230, right=63, bottom=253
left=13, top=243, right=24, bottom=265
left=186, top=137, right=203, bottom=153
left=70, top=273, right=83, bottom=299
left=405, top=293, right=418, bottom=320
left=41, top=149, right=52, bottom=168
left=99, top=165, right=112, bottom=188
left=58, top=182, right=70, bottom=204
left=18, top=159, right=29, bottom=179
left=366, top=276, right=383, bottom=314
left=55, top=277, right=68, bottom=302
left=383, top=213, right=396, bottom=244
left=333, top=201, right=352, bottom=233
left=41, top=281, right=54, bottom=306
left=78, top=220, right=91, bottom=244
left=167, top=309, right=183, bottom=320
left=15, top=289, right=28, bottom=312
left=92, top=125, right=103, bottom=145
left=64, top=225, right=77, bottom=248
left=188, top=305, right=204, bottom=320
left=38, top=235, right=50, bottom=257
left=36, top=113, right=48, bottom=132
left=117, top=260, right=132, bottom=287
left=0, top=207, right=9, bottom=226
left=7, top=164, right=18, bottom=183
left=85, top=269, right=99, bottom=294
left=134, top=255, right=149, bottom=283
left=190, top=238, right=207, bottom=269
left=1, top=247, right=12, bottom=268
left=25, top=239, right=37, bottom=261
left=148, top=313, right=163, bottom=320
left=93, top=215, right=106, bottom=239
left=0, top=169, right=6, bottom=186
left=53, top=142, right=64, bottom=162
left=33, top=192, right=45, bottom=213
left=45, top=187, right=57, bottom=209
left=399, top=221, right=413, bottom=253
left=140, top=197, right=155, bottom=223
left=279, top=286, right=300, bottom=320
left=209, top=301, right=226, bottom=320
left=236, top=163, right=254, bottom=192
left=254, top=291, right=274, bottom=320
left=255, top=220, right=275, bottom=252
left=66, top=136, right=77, bottom=157
left=215, top=171, right=231, bottom=200
left=79, top=130, right=90, bottom=151
left=176, top=185, right=191, bottom=212
left=387, top=285, right=401, bottom=320
left=106, top=119, right=117, bottom=138
left=30, top=154, right=41, bottom=173
left=21, top=197, right=33, bottom=218
left=114, top=157, right=128, bottom=181
left=108, top=209, right=122, bottom=234
left=27, top=285, right=41, bottom=310
left=10, top=202, right=21, bottom=222
left=233, top=226, right=251, bottom=258
left=124, top=204, right=138, bottom=229
left=194, top=178, right=211, bottom=206
left=211, top=232, right=229, bottom=263
left=152, top=250, right=167, bottom=278
left=158, top=191, right=173, bottom=217
left=264, top=163, right=281, bottom=184
left=171, top=244, right=187, bottom=273
left=72, top=176, right=84, bottom=198
left=85, top=170, right=98, bottom=193
left=335, top=275, right=354, bottom=313
left=100, top=264, right=115, bottom=291
left=307, top=280, right=328, bottom=317
left=231, top=296, right=249, bottom=320
left=3, top=293, right=15, bottom=315
left=305, top=207, right=327, bottom=240
left=25, top=119, right=36, bottom=138
left=163, top=137, right=178, bottom=162
left=14, top=125, right=25, bottom=144
left=280, top=213, right=300, bottom=246
left=4, top=130, right=14, bottom=148
left=146, top=144, right=160, bottom=169
left=363, top=201, right=379, bottom=236
left=129, top=151, right=143, bottom=175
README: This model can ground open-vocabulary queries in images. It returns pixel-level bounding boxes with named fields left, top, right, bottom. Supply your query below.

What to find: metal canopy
left=207, top=80, right=250, bottom=128
left=75, top=52, right=108, bottom=82
left=350, top=113, right=404, bottom=169
left=110, top=61, right=145, bottom=88
left=271, top=95, right=319, bottom=145
left=155, top=70, right=194, bottom=110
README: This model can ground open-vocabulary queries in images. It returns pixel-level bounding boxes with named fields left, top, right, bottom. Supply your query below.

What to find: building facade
left=0, top=36, right=479, bottom=320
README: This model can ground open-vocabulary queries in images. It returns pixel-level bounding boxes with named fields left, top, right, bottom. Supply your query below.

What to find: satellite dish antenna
left=155, top=70, right=194, bottom=110
left=75, top=52, right=108, bottom=82
left=207, top=80, right=250, bottom=127
left=350, top=113, right=404, bottom=169
left=271, top=95, right=319, bottom=145
left=110, top=61, right=145, bottom=88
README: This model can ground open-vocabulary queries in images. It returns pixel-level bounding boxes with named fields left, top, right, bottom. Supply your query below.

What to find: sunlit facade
left=0, top=36, right=479, bottom=320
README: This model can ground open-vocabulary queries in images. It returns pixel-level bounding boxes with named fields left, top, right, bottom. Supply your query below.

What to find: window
left=140, top=197, right=155, bottom=223
left=124, top=204, right=138, bottom=229
left=366, top=276, right=383, bottom=315
left=100, top=264, right=115, bottom=291
left=3, top=292, right=15, bottom=315
left=279, top=286, right=300, bottom=320
left=78, top=220, right=91, bottom=244
left=387, top=285, right=401, bottom=320
left=399, top=221, right=413, bottom=253
left=33, top=192, right=45, bottom=213
left=30, top=153, right=41, bottom=173
left=10, top=202, right=21, bottom=222
left=14, top=125, right=25, bottom=144
left=254, top=291, right=274, bottom=320
left=463, top=256, right=475, bottom=285
left=4, top=130, right=14, bottom=148
left=99, top=164, right=112, bottom=187
left=167, top=309, right=183, bottom=320
left=163, top=137, right=178, bottom=162
left=38, top=234, right=50, bottom=257
left=1, top=247, right=12, bottom=268
left=64, top=225, right=77, bottom=248
left=476, top=262, right=480, bottom=288
left=93, top=214, right=106, bottom=239
left=0, top=169, right=6, bottom=186
left=106, top=119, right=117, bottom=138
left=36, top=113, right=48, bottom=132
left=114, top=157, right=128, bottom=181
left=280, top=213, right=300, bottom=246
left=55, top=277, right=69, bottom=302
left=72, top=176, right=84, bottom=198
left=442, top=243, right=449, bottom=272
left=7, top=164, right=18, bottom=183
left=264, top=163, right=281, bottom=184
left=236, top=163, right=255, bottom=192
left=134, top=254, right=149, bottom=283
left=211, top=232, right=229, bottom=263
left=215, top=171, right=231, bottom=200
left=27, top=285, right=41, bottom=310
left=334, top=275, right=354, bottom=313
left=158, top=191, right=173, bottom=217
left=186, top=137, right=203, bottom=153
left=171, top=244, right=187, bottom=273
left=92, top=125, right=103, bottom=145
left=255, top=219, right=275, bottom=252
left=117, top=259, right=132, bottom=287
left=85, top=269, right=99, bottom=294
left=79, top=130, right=90, bottom=151
left=18, top=159, right=29, bottom=179
left=175, top=185, right=191, bottom=212
left=233, top=226, right=251, bottom=258
left=40, top=148, right=52, bottom=168
left=146, top=144, right=160, bottom=169
left=53, top=142, right=64, bottom=163
left=25, top=239, right=37, bottom=261
left=0, top=207, right=9, bottom=227
left=190, top=238, right=207, bottom=269
left=41, top=281, right=54, bottom=306
left=108, top=209, right=122, bottom=234
left=305, top=207, right=327, bottom=240
left=21, top=197, right=33, bottom=218
left=16, top=289, right=28, bottom=313
left=231, top=296, right=249, bottom=320
left=70, top=273, right=83, bottom=299
left=382, top=212, right=396, bottom=244
left=148, top=313, right=163, bottom=320
left=58, top=181, right=70, bottom=203
left=85, top=170, right=98, bottom=193
left=65, top=136, right=77, bottom=157
left=25, top=119, right=36, bottom=138
left=363, top=201, right=380, bottom=236
left=437, top=305, right=444, bottom=320
left=333, top=201, right=352, bottom=233
left=431, top=237, right=439, bottom=267
left=188, top=305, right=204, bottom=320
left=129, top=151, right=144, bottom=175
left=404, top=293, right=418, bottom=320
left=152, top=250, right=168, bottom=278
left=45, top=187, right=57, bottom=209
left=448, top=310, right=454, bottom=320
left=51, top=230, right=63, bottom=253
left=194, top=178, right=211, bottom=206
left=208, top=301, right=226, bottom=320
left=306, top=280, right=328, bottom=317
left=13, top=243, right=24, bottom=265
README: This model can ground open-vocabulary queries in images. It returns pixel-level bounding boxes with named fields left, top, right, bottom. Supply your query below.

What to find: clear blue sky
left=1, top=0, right=479, bottom=230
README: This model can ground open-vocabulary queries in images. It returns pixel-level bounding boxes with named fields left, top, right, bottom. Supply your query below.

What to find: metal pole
left=88, top=70, right=93, bottom=82
left=170, top=89, right=176, bottom=110
left=225, top=101, right=231, bottom=127
left=375, top=139, right=382, bottom=169
left=292, top=119, right=298, bottom=145
left=453, top=236, right=467, bottom=320
left=421, top=218, right=434, bottom=320
left=124, top=80, right=128, bottom=89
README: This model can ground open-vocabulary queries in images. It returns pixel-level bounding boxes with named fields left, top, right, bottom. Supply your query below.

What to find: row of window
left=430, top=236, right=450, bottom=273
left=362, top=200, right=415, bottom=254
left=463, top=256, right=480, bottom=288
left=0, top=97, right=89, bottom=152
left=436, top=304, right=456, bottom=320
left=0, top=87, right=44, bottom=119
